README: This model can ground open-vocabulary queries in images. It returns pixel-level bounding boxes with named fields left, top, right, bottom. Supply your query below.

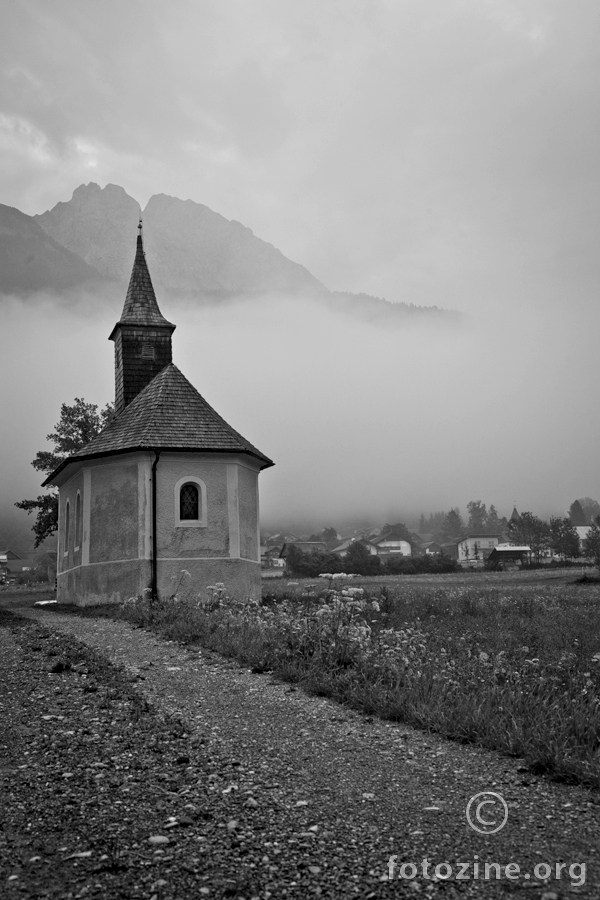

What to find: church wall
left=57, top=470, right=84, bottom=576
left=156, top=455, right=230, bottom=558
left=59, top=560, right=151, bottom=606
left=89, top=461, right=139, bottom=563
left=156, top=558, right=261, bottom=603
left=56, top=451, right=263, bottom=604
left=155, top=453, right=261, bottom=600
left=238, top=464, right=259, bottom=561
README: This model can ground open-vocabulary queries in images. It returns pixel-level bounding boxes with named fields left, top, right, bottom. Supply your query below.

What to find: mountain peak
left=35, top=184, right=141, bottom=280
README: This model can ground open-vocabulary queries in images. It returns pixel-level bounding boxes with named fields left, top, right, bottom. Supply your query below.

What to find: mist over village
left=1, top=2, right=600, bottom=898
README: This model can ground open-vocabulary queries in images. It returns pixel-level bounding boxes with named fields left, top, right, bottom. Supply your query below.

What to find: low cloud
left=5, top=288, right=599, bottom=540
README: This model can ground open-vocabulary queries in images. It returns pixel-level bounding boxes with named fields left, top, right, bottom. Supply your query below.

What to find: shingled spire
left=109, top=221, right=176, bottom=415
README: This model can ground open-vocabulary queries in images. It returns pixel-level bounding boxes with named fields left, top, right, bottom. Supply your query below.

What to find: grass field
left=55, top=567, right=600, bottom=788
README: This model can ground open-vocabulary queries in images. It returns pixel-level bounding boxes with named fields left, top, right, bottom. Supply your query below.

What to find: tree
left=507, top=511, right=550, bottom=564
left=321, top=527, right=340, bottom=549
left=345, top=540, right=381, bottom=576
left=548, top=516, right=580, bottom=561
left=467, top=500, right=487, bottom=532
left=582, top=516, right=600, bottom=569
left=381, top=523, right=412, bottom=543
left=579, top=498, right=600, bottom=525
left=486, top=504, right=501, bottom=534
left=440, top=508, right=465, bottom=542
left=15, top=398, right=113, bottom=547
left=569, top=500, right=587, bottom=526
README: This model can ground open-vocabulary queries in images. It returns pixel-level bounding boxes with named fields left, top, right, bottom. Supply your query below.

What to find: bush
left=285, top=546, right=347, bottom=578
left=285, top=545, right=458, bottom=578
left=384, top=555, right=457, bottom=575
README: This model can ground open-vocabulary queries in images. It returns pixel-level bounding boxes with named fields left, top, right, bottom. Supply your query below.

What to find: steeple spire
left=114, top=218, right=174, bottom=330
left=109, top=226, right=176, bottom=415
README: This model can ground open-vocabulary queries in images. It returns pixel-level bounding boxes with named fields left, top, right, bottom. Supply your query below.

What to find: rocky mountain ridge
left=1, top=183, right=459, bottom=322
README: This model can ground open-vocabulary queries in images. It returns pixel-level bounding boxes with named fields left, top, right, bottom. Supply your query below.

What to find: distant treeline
left=285, top=542, right=457, bottom=578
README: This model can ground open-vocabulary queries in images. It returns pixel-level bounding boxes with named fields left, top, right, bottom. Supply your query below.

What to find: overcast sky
left=2, top=0, right=600, bottom=534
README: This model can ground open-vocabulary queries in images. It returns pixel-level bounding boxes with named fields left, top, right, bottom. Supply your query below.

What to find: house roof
left=330, top=536, right=376, bottom=554
left=372, top=534, right=411, bottom=546
left=108, top=230, right=175, bottom=339
left=488, top=546, right=530, bottom=559
left=44, top=363, right=274, bottom=484
left=0, top=550, right=22, bottom=560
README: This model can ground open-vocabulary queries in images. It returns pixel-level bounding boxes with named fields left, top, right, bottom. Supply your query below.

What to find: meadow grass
left=80, top=571, right=600, bottom=787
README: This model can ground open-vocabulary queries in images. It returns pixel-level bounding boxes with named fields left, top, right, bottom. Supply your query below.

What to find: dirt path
left=2, top=599, right=598, bottom=897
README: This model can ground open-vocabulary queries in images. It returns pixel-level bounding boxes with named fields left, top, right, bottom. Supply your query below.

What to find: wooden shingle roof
left=108, top=232, right=175, bottom=338
left=44, top=364, right=273, bottom=484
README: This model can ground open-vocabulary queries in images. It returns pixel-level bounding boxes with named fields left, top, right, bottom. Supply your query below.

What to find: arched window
left=64, top=500, right=70, bottom=555
left=75, top=492, right=82, bottom=550
left=174, top=476, right=207, bottom=527
left=180, top=483, right=199, bottom=520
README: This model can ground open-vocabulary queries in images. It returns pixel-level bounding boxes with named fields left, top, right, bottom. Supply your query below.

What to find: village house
left=44, top=225, right=273, bottom=605
left=0, top=549, right=34, bottom=583
left=329, top=537, right=379, bottom=558
left=369, top=533, right=412, bottom=558
left=454, top=533, right=503, bottom=566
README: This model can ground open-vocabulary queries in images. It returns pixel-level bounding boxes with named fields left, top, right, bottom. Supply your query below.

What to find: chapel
left=45, top=225, right=273, bottom=605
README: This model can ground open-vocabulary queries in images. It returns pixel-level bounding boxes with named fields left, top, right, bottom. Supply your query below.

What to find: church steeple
left=109, top=222, right=176, bottom=415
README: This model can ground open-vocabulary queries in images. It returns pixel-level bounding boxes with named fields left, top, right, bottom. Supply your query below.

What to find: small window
left=174, top=476, right=207, bottom=528
left=75, top=492, right=82, bottom=550
left=141, top=342, right=155, bottom=360
left=64, top=500, right=70, bottom=556
left=180, top=483, right=199, bottom=520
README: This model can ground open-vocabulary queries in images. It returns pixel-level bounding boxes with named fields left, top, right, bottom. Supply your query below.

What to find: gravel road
left=1, top=594, right=598, bottom=898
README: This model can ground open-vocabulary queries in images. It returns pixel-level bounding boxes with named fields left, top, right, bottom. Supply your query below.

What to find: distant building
left=279, top=541, right=328, bottom=559
left=575, top=526, right=591, bottom=545
left=329, top=537, right=378, bottom=558
left=0, top=550, right=35, bottom=582
left=262, top=545, right=285, bottom=568
left=486, top=545, right=531, bottom=569
left=455, top=534, right=503, bottom=566
left=420, top=540, right=443, bottom=556
left=370, top=534, right=412, bottom=558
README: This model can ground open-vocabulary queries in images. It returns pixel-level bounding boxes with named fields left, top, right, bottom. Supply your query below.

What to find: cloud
left=2, top=0, right=600, bottom=537
left=1, top=0, right=598, bottom=318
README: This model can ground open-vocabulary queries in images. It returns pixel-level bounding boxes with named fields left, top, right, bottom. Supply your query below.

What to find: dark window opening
left=141, top=343, right=155, bottom=360
left=75, top=494, right=81, bottom=547
left=65, top=501, right=70, bottom=552
left=180, top=483, right=199, bottom=520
